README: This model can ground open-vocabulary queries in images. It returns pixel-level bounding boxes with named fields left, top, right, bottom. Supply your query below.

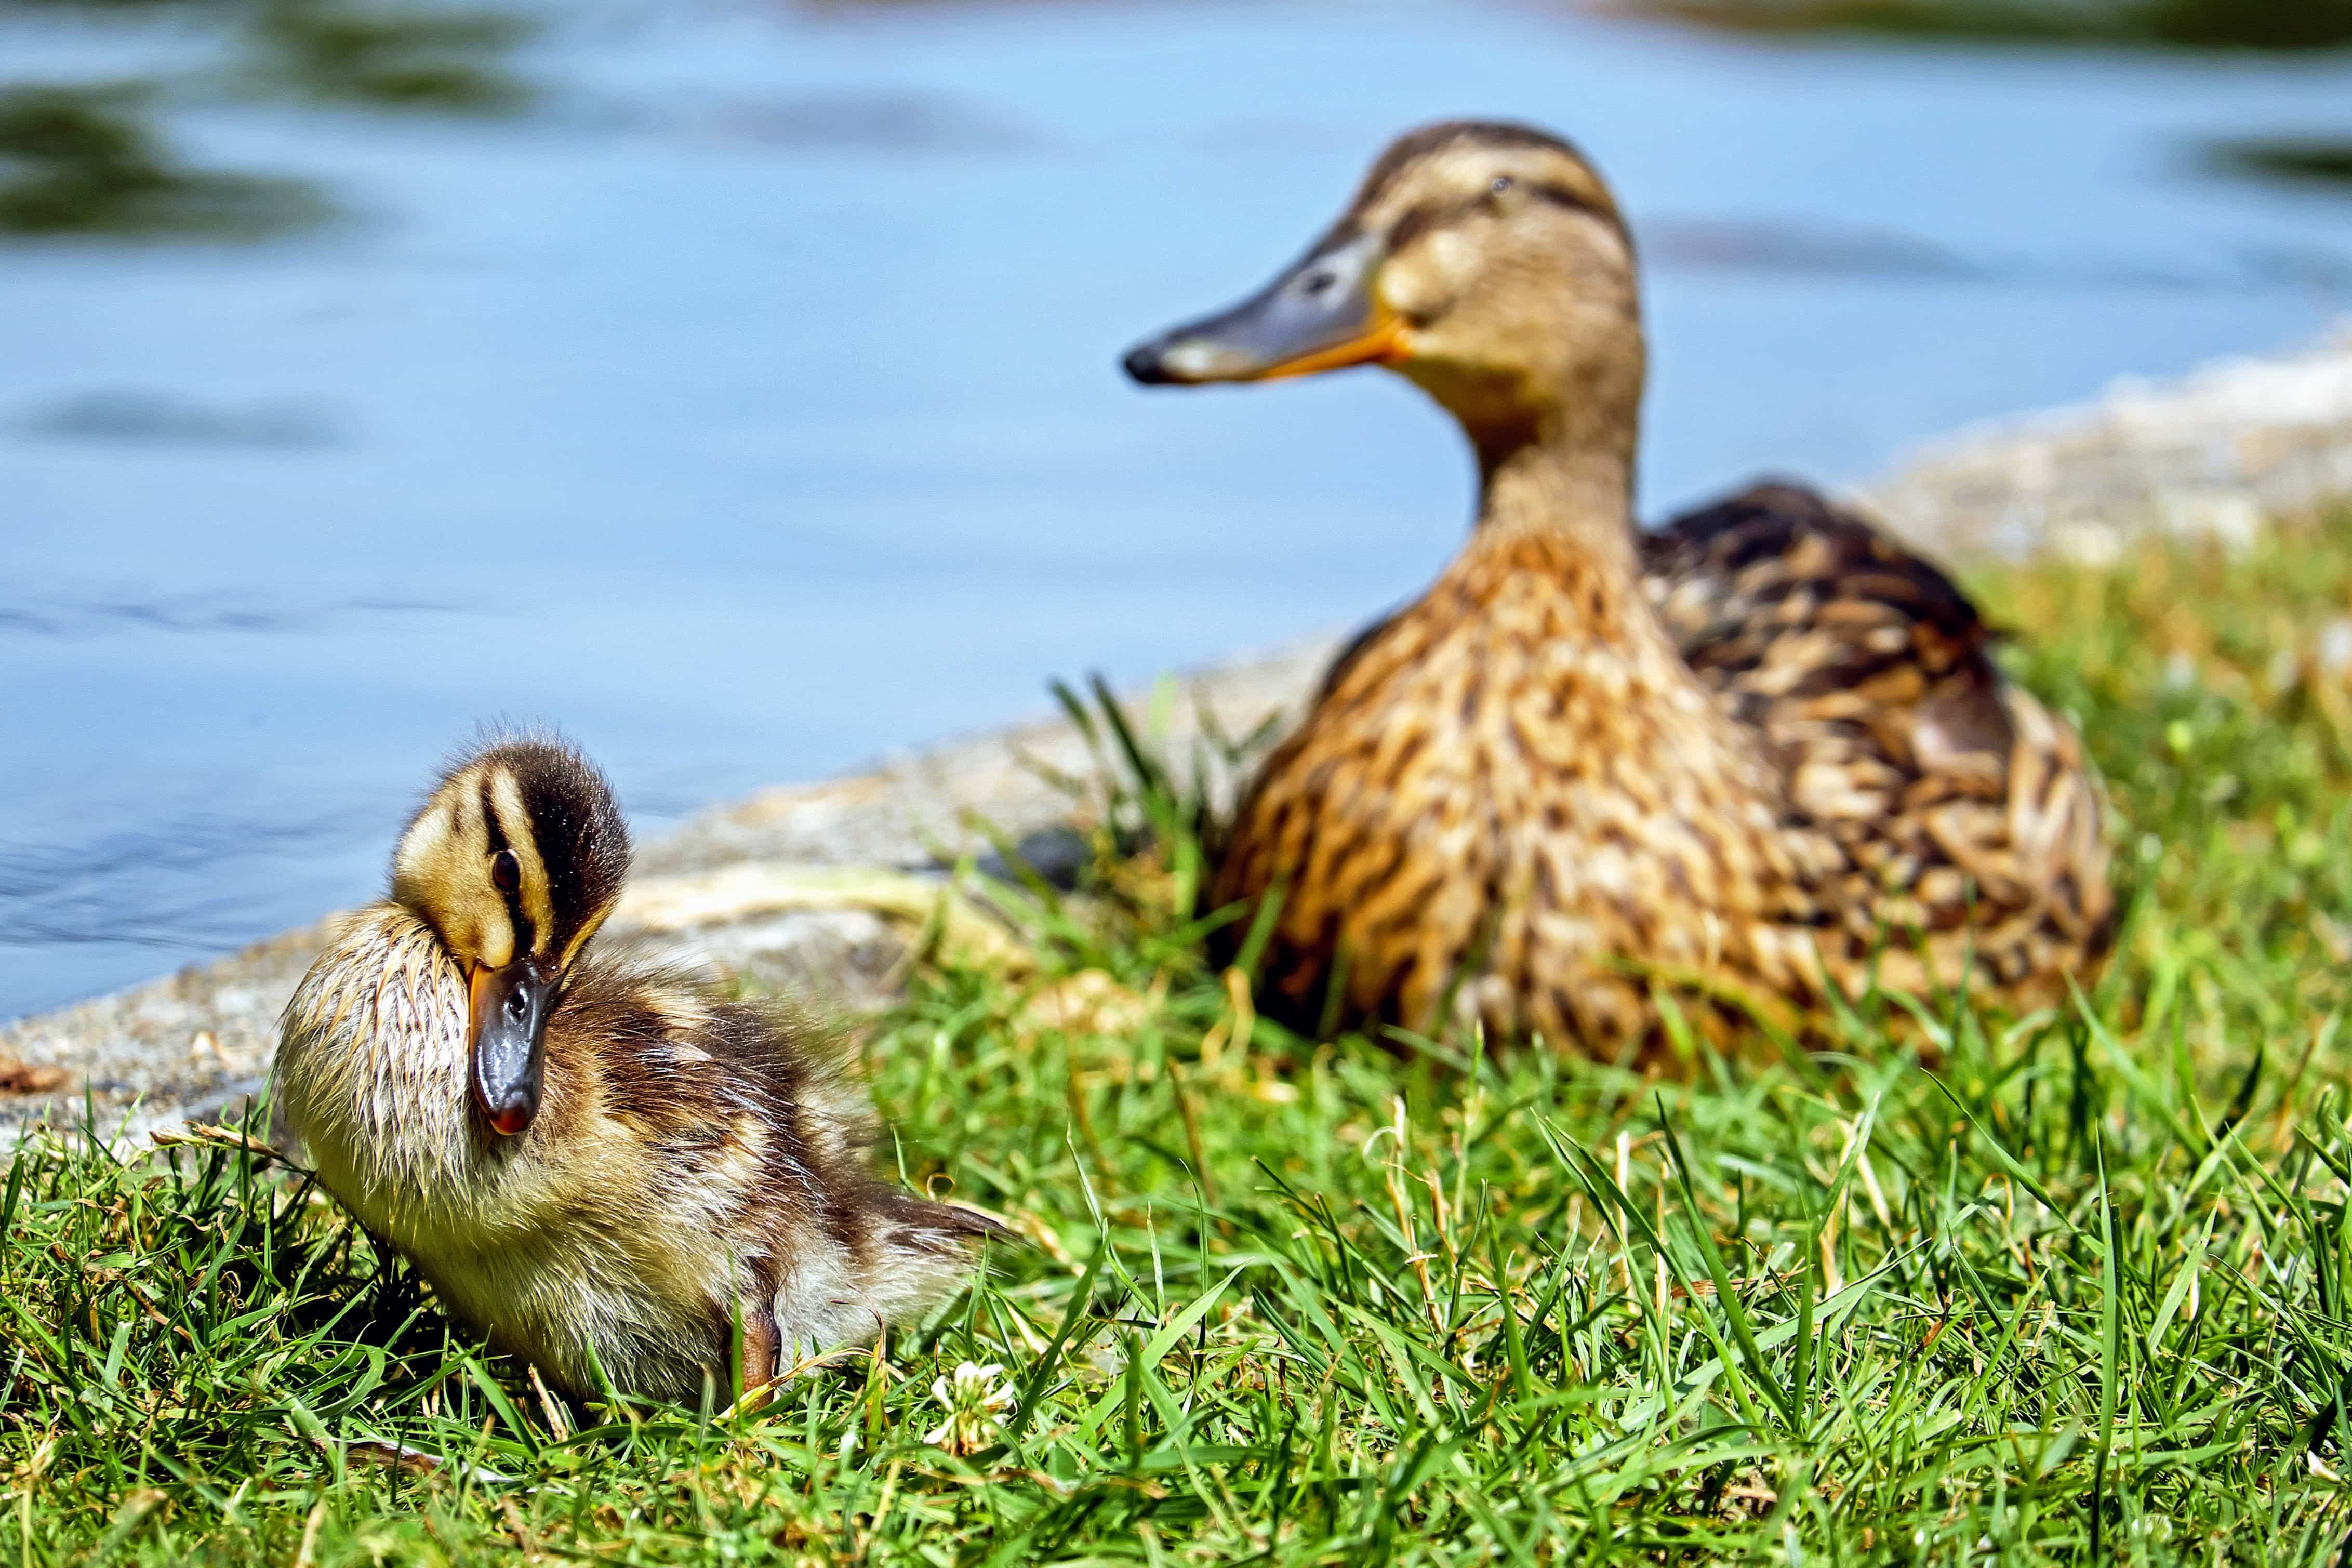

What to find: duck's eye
left=490, top=849, right=520, bottom=894
left=1490, top=175, right=1514, bottom=195
left=1300, top=268, right=1338, bottom=298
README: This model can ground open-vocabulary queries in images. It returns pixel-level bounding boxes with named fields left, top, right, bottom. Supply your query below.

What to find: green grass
left=16, top=510, right=2352, bottom=1563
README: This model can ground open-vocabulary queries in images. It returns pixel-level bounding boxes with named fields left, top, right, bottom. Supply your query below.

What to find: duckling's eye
left=490, top=849, right=520, bottom=894
left=1490, top=175, right=1514, bottom=195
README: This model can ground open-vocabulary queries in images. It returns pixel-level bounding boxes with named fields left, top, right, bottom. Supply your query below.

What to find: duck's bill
left=469, top=959, right=553, bottom=1137
left=1122, top=231, right=1405, bottom=386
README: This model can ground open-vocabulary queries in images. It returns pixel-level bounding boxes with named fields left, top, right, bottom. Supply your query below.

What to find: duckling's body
left=1126, top=122, right=2112, bottom=1050
left=276, top=739, right=988, bottom=1403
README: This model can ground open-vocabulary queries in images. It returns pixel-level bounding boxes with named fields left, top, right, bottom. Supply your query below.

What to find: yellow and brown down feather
left=276, top=737, right=993, bottom=1404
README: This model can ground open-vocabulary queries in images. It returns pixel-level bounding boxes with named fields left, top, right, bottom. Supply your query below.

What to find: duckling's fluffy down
left=276, top=905, right=994, bottom=1403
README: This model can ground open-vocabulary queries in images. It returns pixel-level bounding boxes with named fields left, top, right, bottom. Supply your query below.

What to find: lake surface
left=8, top=0, right=2352, bottom=1021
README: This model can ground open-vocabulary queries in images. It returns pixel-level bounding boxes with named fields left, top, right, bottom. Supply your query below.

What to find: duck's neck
left=1468, top=420, right=1641, bottom=583
left=1445, top=414, right=1810, bottom=918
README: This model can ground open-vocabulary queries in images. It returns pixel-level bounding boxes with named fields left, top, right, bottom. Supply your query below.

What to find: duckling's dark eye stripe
left=520, top=772, right=591, bottom=958
left=478, top=780, right=509, bottom=855
left=478, top=777, right=536, bottom=955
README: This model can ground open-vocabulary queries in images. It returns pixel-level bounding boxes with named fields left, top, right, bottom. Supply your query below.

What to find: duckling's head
left=1122, top=120, right=1641, bottom=463
left=390, top=736, right=630, bottom=1138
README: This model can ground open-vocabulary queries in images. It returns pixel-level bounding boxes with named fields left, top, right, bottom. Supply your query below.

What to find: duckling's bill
left=469, top=955, right=551, bottom=1136
left=1123, top=230, right=1407, bottom=386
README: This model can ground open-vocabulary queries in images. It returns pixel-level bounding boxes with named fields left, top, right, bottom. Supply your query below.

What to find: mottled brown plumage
left=1125, top=121, right=2112, bottom=1051
left=275, top=737, right=992, bottom=1403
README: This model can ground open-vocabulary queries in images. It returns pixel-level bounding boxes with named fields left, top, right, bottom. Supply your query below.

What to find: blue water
left=8, top=0, right=2352, bottom=1020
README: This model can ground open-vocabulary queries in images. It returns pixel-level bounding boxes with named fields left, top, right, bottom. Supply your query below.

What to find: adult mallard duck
left=1122, top=121, right=2112, bottom=1052
left=274, top=735, right=993, bottom=1403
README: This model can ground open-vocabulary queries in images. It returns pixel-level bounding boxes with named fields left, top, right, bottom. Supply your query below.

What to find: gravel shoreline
left=11, top=330, right=2352, bottom=1137
left=1864, top=329, right=2352, bottom=561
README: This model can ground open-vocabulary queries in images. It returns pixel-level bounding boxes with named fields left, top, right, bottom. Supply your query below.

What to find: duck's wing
left=1641, top=481, right=2115, bottom=1001
left=1642, top=481, right=2005, bottom=742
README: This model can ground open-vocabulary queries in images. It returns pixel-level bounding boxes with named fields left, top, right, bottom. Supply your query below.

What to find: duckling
left=274, top=736, right=993, bottom=1404
left=1123, top=121, right=2112, bottom=1052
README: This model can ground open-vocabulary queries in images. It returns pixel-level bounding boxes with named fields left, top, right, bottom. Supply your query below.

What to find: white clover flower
left=923, top=1361, right=1015, bottom=1456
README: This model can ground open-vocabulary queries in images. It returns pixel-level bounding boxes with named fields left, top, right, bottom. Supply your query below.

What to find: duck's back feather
left=1640, top=482, right=2114, bottom=1004
left=1642, top=481, right=2005, bottom=746
left=1222, top=481, right=2114, bottom=1046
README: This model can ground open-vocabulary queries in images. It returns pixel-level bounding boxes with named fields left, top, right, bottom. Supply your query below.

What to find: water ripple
left=0, top=593, right=467, bottom=639
left=0, top=809, right=369, bottom=952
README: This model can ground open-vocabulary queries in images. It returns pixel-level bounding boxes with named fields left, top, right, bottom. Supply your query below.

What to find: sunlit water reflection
left=9, top=0, right=2352, bottom=1018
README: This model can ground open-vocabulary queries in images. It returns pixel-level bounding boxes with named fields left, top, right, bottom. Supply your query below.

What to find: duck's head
left=1122, top=120, right=1641, bottom=463
left=390, top=736, right=630, bottom=1138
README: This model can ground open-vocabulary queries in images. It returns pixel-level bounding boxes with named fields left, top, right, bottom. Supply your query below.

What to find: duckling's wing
left=1641, top=481, right=2115, bottom=1000
left=557, top=964, right=1000, bottom=1349
left=705, top=997, right=1005, bottom=1338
